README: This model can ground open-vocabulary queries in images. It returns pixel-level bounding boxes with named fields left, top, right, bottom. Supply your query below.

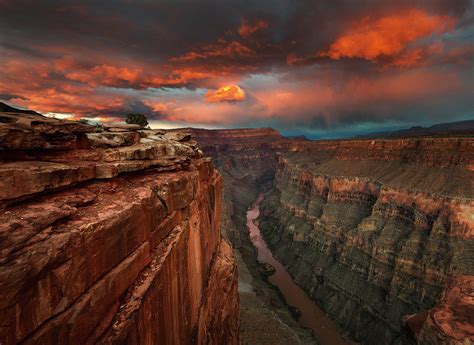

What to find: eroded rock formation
left=191, top=130, right=474, bottom=345
left=262, top=139, right=473, bottom=344
left=188, top=129, right=328, bottom=344
left=189, top=128, right=318, bottom=344
left=0, top=112, right=239, bottom=344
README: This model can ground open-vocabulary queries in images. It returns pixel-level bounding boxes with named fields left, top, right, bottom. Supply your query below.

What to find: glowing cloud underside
left=320, top=9, right=455, bottom=61
left=205, top=85, right=246, bottom=103
left=0, top=1, right=472, bottom=136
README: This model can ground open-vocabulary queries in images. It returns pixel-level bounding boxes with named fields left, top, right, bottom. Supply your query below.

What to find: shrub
left=126, top=113, right=149, bottom=127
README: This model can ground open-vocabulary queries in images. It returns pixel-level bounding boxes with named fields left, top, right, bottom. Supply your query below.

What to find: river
left=247, top=193, right=350, bottom=345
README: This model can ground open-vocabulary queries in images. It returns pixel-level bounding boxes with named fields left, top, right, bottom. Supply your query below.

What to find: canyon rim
left=1, top=1, right=474, bottom=344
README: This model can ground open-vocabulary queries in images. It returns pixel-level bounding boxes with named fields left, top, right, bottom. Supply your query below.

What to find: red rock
left=163, top=131, right=192, bottom=142
left=102, top=123, right=144, bottom=131
left=405, top=276, right=474, bottom=344
left=0, top=111, right=94, bottom=149
left=0, top=112, right=240, bottom=345
left=85, top=132, right=141, bottom=147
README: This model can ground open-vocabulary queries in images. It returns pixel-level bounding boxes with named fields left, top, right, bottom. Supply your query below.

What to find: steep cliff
left=189, top=128, right=290, bottom=246
left=189, top=128, right=318, bottom=344
left=259, top=138, right=474, bottom=344
left=0, top=112, right=239, bottom=344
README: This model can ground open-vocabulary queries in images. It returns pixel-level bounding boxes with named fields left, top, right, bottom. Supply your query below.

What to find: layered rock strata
left=187, top=128, right=290, bottom=247
left=404, top=275, right=474, bottom=344
left=0, top=112, right=239, bottom=344
left=259, top=139, right=474, bottom=344
left=189, top=129, right=473, bottom=345
left=189, top=129, right=318, bottom=344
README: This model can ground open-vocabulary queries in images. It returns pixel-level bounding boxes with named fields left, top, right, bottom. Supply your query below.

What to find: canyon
left=1, top=108, right=473, bottom=345
left=190, top=128, right=474, bottom=345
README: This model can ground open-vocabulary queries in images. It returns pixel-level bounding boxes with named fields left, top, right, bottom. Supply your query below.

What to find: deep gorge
left=1, top=112, right=472, bottom=344
left=247, top=193, right=349, bottom=345
left=191, top=128, right=474, bottom=345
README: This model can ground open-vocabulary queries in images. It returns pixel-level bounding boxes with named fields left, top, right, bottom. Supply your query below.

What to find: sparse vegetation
left=126, top=113, right=149, bottom=127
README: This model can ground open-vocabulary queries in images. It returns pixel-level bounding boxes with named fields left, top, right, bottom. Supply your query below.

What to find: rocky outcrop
left=0, top=112, right=239, bottom=344
left=259, top=139, right=474, bottom=344
left=404, top=275, right=474, bottom=344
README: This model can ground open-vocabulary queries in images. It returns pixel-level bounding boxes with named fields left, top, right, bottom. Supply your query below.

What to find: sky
left=0, top=0, right=473, bottom=138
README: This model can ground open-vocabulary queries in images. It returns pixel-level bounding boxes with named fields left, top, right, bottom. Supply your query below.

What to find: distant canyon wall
left=262, top=138, right=474, bottom=344
left=190, top=128, right=290, bottom=247
left=192, top=129, right=474, bottom=345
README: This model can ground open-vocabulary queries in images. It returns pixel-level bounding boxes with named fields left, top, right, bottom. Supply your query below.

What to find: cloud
left=0, top=0, right=472, bottom=136
left=205, top=85, right=246, bottom=103
left=238, top=19, right=268, bottom=37
left=250, top=69, right=466, bottom=123
left=65, top=64, right=143, bottom=87
left=0, top=92, right=28, bottom=101
left=319, top=9, right=455, bottom=64
left=171, top=40, right=256, bottom=62
left=383, top=42, right=444, bottom=68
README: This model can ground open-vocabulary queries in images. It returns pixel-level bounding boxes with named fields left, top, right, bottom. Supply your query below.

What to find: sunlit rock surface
left=0, top=111, right=239, bottom=345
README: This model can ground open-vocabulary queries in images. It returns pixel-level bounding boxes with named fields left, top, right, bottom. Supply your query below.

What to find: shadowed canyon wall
left=0, top=112, right=239, bottom=344
left=190, top=128, right=319, bottom=344
left=190, top=129, right=474, bottom=345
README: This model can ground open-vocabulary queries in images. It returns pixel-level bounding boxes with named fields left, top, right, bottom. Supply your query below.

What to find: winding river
left=247, top=193, right=349, bottom=345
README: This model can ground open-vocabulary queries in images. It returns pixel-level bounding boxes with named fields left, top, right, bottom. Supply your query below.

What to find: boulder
left=164, top=131, right=192, bottom=142
left=102, top=123, right=144, bottom=132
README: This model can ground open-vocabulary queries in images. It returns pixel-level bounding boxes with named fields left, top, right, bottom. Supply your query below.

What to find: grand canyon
left=1, top=1, right=473, bottom=344
left=1, top=108, right=472, bottom=344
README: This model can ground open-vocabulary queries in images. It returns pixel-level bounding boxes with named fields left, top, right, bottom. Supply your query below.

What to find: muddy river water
left=247, top=193, right=350, bottom=345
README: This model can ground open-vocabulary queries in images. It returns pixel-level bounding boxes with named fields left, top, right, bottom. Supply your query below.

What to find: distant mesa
left=357, top=120, right=474, bottom=138
left=285, top=135, right=310, bottom=141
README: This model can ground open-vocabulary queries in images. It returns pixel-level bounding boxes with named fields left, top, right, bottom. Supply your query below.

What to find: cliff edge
left=0, top=112, right=240, bottom=344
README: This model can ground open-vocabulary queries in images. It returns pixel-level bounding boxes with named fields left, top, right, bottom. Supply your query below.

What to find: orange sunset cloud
left=65, top=64, right=142, bottom=86
left=320, top=9, right=455, bottom=62
left=171, top=39, right=255, bottom=62
left=238, top=19, right=268, bottom=37
left=205, top=85, right=246, bottom=103
left=1, top=1, right=471, bottom=136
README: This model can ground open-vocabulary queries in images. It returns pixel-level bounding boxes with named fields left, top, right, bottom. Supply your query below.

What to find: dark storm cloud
left=82, top=98, right=165, bottom=120
left=0, top=93, right=28, bottom=101
left=0, top=0, right=472, bottom=134
left=3, top=0, right=468, bottom=69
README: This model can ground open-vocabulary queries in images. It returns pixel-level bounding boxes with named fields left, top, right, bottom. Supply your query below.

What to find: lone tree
left=126, top=113, right=149, bottom=127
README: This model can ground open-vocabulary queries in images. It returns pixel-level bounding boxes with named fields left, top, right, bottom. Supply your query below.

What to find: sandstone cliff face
left=259, top=139, right=474, bottom=344
left=0, top=112, right=239, bottom=344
